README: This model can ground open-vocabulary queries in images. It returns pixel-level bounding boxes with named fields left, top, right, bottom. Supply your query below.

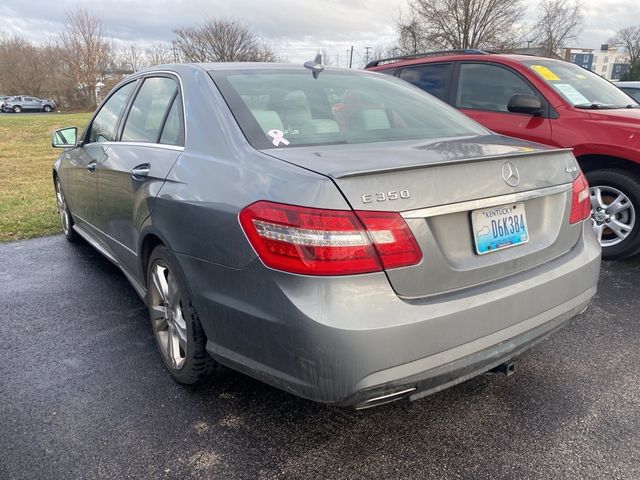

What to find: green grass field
left=0, top=112, right=92, bottom=242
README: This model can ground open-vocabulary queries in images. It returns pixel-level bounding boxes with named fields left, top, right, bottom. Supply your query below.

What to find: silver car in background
left=4, top=95, right=56, bottom=113
left=51, top=63, right=600, bottom=408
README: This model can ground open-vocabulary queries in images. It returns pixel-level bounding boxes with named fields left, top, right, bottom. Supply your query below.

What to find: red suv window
left=397, top=63, right=453, bottom=102
left=456, top=63, right=537, bottom=112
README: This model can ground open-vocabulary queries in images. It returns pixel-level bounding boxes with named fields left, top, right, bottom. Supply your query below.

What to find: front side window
left=88, top=82, right=136, bottom=143
left=210, top=69, right=487, bottom=149
left=456, top=63, right=537, bottom=112
left=121, top=77, right=178, bottom=143
left=398, top=63, right=453, bottom=102
left=523, top=59, right=639, bottom=109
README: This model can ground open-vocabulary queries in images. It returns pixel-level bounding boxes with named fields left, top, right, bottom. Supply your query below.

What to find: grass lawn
left=0, top=112, right=92, bottom=242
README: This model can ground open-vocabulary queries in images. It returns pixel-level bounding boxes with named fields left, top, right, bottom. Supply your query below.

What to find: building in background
left=564, top=45, right=630, bottom=81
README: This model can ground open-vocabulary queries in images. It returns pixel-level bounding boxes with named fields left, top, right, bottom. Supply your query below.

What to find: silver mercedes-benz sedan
left=51, top=62, right=600, bottom=408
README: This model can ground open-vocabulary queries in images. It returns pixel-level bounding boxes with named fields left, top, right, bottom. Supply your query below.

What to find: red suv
left=367, top=50, right=640, bottom=259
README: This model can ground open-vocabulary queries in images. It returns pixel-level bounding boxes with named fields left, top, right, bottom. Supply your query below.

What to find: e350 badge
left=361, top=190, right=411, bottom=204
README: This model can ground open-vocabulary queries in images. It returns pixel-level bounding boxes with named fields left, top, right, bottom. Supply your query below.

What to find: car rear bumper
left=176, top=222, right=600, bottom=406
left=342, top=290, right=592, bottom=408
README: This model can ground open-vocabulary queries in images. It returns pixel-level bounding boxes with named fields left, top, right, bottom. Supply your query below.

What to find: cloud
left=1, top=0, right=639, bottom=63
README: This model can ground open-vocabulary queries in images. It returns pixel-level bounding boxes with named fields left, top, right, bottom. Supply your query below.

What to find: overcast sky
left=1, top=0, right=638, bottom=66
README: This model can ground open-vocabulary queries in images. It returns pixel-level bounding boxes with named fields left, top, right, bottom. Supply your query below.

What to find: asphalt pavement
left=1, top=235, right=639, bottom=480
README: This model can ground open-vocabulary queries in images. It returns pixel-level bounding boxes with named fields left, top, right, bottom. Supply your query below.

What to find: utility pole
left=364, top=46, right=371, bottom=66
left=349, top=45, right=354, bottom=69
left=336, top=52, right=339, bottom=68
left=172, top=39, right=178, bottom=63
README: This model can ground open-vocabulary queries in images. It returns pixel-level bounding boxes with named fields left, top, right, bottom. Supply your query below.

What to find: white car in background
left=615, top=81, right=640, bottom=103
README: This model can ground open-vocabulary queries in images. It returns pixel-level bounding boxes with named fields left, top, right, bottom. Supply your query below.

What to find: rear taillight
left=239, top=201, right=422, bottom=275
left=570, top=172, right=591, bottom=224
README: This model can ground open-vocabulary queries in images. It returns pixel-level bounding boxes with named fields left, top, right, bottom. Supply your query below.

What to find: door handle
left=86, top=161, right=97, bottom=172
left=130, top=163, right=151, bottom=180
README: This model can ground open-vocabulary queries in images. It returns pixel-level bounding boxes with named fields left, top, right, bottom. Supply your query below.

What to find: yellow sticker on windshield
left=531, top=65, right=560, bottom=81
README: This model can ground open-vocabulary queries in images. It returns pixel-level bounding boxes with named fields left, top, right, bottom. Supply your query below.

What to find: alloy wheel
left=149, top=261, right=188, bottom=370
left=589, top=185, right=636, bottom=247
left=55, top=179, right=71, bottom=236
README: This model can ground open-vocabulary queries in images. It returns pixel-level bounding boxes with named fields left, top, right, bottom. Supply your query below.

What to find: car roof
left=367, top=52, right=563, bottom=70
left=615, top=81, right=640, bottom=88
left=140, top=63, right=340, bottom=74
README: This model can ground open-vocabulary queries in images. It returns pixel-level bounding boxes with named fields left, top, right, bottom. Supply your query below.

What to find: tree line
left=386, top=0, right=640, bottom=80
left=0, top=7, right=280, bottom=109
left=1, top=1, right=639, bottom=110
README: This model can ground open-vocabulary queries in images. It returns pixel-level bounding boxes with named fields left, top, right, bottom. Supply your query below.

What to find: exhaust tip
left=488, top=361, right=516, bottom=377
left=354, top=387, right=417, bottom=410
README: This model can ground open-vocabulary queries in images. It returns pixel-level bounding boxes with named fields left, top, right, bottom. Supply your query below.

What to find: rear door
left=97, top=75, right=184, bottom=276
left=396, top=63, right=454, bottom=102
left=454, top=62, right=553, bottom=145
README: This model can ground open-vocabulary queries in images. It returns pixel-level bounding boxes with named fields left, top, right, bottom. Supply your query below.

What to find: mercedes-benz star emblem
left=501, top=162, right=520, bottom=187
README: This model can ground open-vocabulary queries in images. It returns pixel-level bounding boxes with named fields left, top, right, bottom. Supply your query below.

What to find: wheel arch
left=139, top=231, right=166, bottom=287
left=577, top=154, right=640, bottom=178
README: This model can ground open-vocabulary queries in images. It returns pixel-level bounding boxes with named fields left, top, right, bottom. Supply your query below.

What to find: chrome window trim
left=125, top=70, right=187, bottom=146
left=401, top=183, right=572, bottom=219
left=82, top=141, right=184, bottom=152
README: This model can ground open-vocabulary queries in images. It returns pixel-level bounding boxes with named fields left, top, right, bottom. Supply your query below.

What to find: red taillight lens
left=239, top=201, right=422, bottom=275
left=354, top=210, right=423, bottom=269
left=570, top=172, right=591, bottom=224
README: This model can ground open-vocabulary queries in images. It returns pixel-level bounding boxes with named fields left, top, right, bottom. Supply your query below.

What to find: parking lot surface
left=1, top=235, right=639, bottom=479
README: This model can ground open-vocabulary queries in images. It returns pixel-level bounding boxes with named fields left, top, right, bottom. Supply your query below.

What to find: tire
left=147, top=245, right=217, bottom=384
left=13, top=106, right=21, bottom=113
left=43, top=105, right=52, bottom=112
left=586, top=169, right=640, bottom=260
left=54, top=177, right=80, bottom=242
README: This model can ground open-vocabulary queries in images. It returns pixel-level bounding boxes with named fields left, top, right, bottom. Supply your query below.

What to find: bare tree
left=173, top=18, right=279, bottom=62
left=57, top=7, right=113, bottom=107
left=146, top=42, right=173, bottom=66
left=391, top=8, right=432, bottom=56
left=399, top=0, right=526, bottom=51
left=610, top=25, right=640, bottom=66
left=534, top=0, right=584, bottom=58
left=123, top=44, right=145, bottom=72
left=0, top=34, right=51, bottom=96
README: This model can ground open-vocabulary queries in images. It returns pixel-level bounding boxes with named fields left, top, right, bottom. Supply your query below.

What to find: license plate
left=471, top=203, right=529, bottom=255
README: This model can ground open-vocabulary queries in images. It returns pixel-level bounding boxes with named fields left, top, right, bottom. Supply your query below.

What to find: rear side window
left=159, top=96, right=185, bottom=146
left=88, top=82, right=136, bottom=143
left=457, top=63, right=536, bottom=112
left=398, top=63, right=453, bottom=101
left=620, top=87, right=640, bottom=103
left=122, top=77, right=178, bottom=143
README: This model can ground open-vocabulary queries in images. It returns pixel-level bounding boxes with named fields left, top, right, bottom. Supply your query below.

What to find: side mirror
left=507, top=94, right=543, bottom=115
left=52, top=127, right=78, bottom=148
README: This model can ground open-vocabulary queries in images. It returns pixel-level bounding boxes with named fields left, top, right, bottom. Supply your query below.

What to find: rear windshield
left=522, top=59, right=639, bottom=109
left=210, top=69, right=487, bottom=149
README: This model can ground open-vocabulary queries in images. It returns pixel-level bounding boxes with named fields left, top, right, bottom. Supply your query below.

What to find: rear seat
left=251, top=110, right=284, bottom=134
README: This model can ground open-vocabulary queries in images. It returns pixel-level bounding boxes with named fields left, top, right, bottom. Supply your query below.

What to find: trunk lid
left=263, top=135, right=583, bottom=298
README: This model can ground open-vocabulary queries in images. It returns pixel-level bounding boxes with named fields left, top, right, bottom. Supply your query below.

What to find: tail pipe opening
left=488, top=361, right=517, bottom=377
